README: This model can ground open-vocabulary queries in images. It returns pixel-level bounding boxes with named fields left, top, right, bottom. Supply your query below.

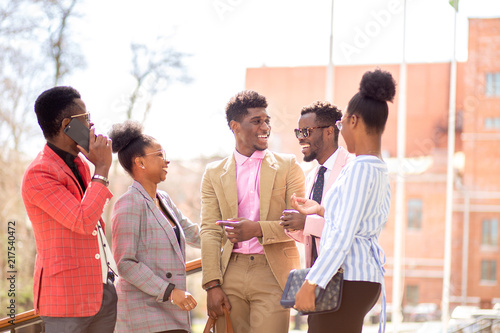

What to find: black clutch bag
left=280, top=267, right=344, bottom=315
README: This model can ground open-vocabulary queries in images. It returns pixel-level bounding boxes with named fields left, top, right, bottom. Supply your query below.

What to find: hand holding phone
left=87, top=128, right=113, bottom=176
left=64, top=118, right=90, bottom=152
left=64, top=119, right=112, bottom=174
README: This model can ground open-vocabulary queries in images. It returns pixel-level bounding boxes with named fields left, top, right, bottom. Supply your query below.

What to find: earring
left=140, top=165, right=145, bottom=169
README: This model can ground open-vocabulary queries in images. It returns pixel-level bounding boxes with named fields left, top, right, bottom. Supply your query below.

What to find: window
left=407, top=199, right=422, bottom=229
left=482, top=218, right=498, bottom=247
left=486, top=72, right=500, bottom=96
left=481, top=260, right=497, bottom=282
left=405, top=285, right=419, bottom=305
left=484, top=117, right=500, bottom=130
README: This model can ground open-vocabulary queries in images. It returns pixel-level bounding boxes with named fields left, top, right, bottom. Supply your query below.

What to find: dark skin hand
left=217, top=218, right=263, bottom=243
left=294, top=281, right=317, bottom=312
left=207, top=286, right=231, bottom=319
left=77, top=127, right=112, bottom=178
left=207, top=218, right=262, bottom=318
left=279, top=209, right=306, bottom=232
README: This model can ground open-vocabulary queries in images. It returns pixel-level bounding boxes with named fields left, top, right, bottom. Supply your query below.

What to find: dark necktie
left=310, top=166, right=327, bottom=264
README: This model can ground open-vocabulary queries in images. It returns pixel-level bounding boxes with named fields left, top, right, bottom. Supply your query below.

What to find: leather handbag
left=280, top=267, right=344, bottom=315
left=203, top=307, right=234, bottom=333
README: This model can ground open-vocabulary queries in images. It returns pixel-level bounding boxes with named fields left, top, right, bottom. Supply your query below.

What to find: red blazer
left=21, top=144, right=113, bottom=317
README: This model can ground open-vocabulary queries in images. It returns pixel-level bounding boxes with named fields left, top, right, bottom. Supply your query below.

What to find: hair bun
left=359, top=68, right=396, bottom=103
left=108, top=120, right=143, bottom=153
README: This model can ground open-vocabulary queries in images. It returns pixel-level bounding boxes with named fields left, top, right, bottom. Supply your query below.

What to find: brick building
left=244, top=18, right=500, bottom=312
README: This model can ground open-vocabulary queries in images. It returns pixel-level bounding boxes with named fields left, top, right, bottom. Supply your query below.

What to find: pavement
left=289, top=321, right=435, bottom=332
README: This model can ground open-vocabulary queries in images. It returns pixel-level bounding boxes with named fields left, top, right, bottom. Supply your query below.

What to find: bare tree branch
left=43, top=0, right=85, bottom=85
left=126, top=37, right=192, bottom=121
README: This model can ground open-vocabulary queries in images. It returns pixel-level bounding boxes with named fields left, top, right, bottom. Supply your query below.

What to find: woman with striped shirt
left=291, top=68, right=396, bottom=333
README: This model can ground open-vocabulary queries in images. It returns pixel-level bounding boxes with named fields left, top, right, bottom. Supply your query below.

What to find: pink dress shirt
left=232, top=149, right=266, bottom=254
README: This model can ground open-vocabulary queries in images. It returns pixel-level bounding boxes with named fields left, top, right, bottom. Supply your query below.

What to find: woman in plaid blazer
left=109, top=121, right=201, bottom=333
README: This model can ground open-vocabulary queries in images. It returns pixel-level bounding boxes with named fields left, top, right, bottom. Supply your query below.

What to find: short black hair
left=225, top=90, right=268, bottom=128
left=346, top=68, right=396, bottom=134
left=34, top=86, right=81, bottom=139
left=301, top=101, right=342, bottom=142
left=108, top=120, right=155, bottom=175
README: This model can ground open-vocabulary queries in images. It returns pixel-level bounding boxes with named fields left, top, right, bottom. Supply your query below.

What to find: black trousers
left=41, top=281, right=117, bottom=333
left=307, top=280, right=381, bottom=333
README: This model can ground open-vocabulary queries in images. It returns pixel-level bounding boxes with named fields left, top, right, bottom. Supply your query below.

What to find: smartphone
left=64, top=118, right=90, bottom=152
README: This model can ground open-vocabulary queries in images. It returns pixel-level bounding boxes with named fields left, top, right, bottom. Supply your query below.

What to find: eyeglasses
left=142, top=149, right=168, bottom=162
left=335, top=120, right=342, bottom=131
left=336, top=114, right=358, bottom=131
left=294, top=126, right=330, bottom=139
left=70, top=112, right=91, bottom=123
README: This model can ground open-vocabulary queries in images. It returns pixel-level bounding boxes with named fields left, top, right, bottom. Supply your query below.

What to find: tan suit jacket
left=200, top=150, right=305, bottom=290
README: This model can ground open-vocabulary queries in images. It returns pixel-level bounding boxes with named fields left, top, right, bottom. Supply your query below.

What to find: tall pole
left=325, top=0, right=334, bottom=102
left=442, top=0, right=458, bottom=331
left=461, top=191, right=470, bottom=305
left=392, top=0, right=407, bottom=331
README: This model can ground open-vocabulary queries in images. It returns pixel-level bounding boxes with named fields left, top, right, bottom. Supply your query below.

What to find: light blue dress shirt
left=306, top=155, right=390, bottom=286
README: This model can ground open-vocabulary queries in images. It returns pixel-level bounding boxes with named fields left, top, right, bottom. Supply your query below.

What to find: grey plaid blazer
left=112, top=180, right=200, bottom=332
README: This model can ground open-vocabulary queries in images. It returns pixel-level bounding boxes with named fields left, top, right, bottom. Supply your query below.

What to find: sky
left=57, top=0, right=500, bottom=161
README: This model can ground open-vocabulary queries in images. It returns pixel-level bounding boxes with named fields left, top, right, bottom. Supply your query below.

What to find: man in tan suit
left=200, top=90, right=305, bottom=333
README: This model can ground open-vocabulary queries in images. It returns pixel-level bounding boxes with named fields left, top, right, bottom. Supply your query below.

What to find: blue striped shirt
left=307, top=155, right=391, bottom=288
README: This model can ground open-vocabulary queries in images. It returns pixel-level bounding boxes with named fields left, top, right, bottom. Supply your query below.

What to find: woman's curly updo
left=108, top=120, right=155, bottom=175
left=347, top=68, right=396, bottom=134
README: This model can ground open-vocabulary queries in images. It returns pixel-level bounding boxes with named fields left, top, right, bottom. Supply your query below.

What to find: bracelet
left=163, top=283, right=175, bottom=302
left=92, top=174, right=109, bottom=187
left=306, top=279, right=317, bottom=287
left=204, top=283, right=221, bottom=291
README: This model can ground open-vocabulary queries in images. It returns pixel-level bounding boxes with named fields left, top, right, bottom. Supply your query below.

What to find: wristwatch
left=92, top=174, right=109, bottom=187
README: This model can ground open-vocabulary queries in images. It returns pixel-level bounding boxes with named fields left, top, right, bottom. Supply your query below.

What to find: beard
left=303, top=150, right=317, bottom=162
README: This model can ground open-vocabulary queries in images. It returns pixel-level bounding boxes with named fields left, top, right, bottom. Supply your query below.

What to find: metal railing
left=450, top=315, right=500, bottom=333
left=0, top=258, right=202, bottom=333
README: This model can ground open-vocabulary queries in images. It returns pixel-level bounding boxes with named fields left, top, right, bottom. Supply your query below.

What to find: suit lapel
left=75, top=155, right=90, bottom=185
left=326, top=147, right=350, bottom=190
left=157, top=194, right=185, bottom=263
left=259, top=151, right=278, bottom=220
left=45, top=145, right=85, bottom=198
left=220, top=155, right=239, bottom=218
left=133, top=182, right=184, bottom=263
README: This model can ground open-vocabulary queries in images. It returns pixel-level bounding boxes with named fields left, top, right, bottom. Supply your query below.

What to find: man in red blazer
left=22, top=86, right=117, bottom=332
left=281, top=101, right=352, bottom=268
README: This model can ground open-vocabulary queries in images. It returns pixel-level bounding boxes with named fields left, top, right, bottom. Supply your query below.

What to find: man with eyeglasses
left=21, top=86, right=118, bottom=332
left=280, top=101, right=352, bottom=269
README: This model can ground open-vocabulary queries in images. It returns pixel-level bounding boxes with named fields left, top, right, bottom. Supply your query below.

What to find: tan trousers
left=216, top=253, right=290, bottom=333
